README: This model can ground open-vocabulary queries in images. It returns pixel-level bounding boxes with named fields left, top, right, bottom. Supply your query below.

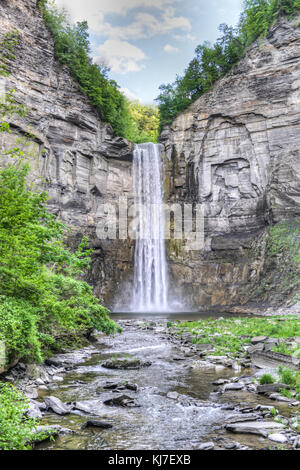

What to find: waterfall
left=131, top=143, right=168, bottom=312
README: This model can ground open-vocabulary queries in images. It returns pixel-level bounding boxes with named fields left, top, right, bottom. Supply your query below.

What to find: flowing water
left=36, top=317, right=292, bottom=451
left=131, top=143, right=168, bottom=312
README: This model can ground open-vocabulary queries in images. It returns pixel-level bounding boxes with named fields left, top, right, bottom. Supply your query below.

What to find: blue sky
left=55, top=0, right=243, bottom=103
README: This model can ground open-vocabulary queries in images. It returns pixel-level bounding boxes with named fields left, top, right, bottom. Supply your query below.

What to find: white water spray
left=131, top=143, right=168, bottom=312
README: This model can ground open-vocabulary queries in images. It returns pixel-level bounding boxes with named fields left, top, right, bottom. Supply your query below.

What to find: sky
left=55, top=0, right=243, bottom=104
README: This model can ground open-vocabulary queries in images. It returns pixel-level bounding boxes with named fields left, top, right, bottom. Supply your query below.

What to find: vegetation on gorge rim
left=37, top=1, right=159, bottom=143
left=156, top=0, right=300, bottom=129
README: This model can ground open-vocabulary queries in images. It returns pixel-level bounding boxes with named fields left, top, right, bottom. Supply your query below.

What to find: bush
left=0, top=383, right=38, bottom=450
left=0, top=124, right=117, bottom=364
left=259, top=373, right=275, bottom=385
left=278, top=367, right=297, bottom=386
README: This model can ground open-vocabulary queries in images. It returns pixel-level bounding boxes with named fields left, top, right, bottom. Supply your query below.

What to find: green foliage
left=38, top=1, right=158, bottom=142
left=280, top=388, right=293, bottom=398
left=278, top=366, right=298, bottom=386
left=172, top=316, right=300, bottom=358
left=126, top=100, right=159, bottom=143
left=253, top=220, right=300, bottom=301
left=156, top=0, right=300, bottom=128
left=259, top=373, right=276, bottom=384
left=0, top=92, right=117, bottom=364
left=0, top=30, right=20, bottom=77
left=0, top=160, right=117, bottom=363
left=0, top=383, right=38, bottom=450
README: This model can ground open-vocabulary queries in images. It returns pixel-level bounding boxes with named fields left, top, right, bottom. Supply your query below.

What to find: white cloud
left=55, top=0, right=179, bottom=18
left=120, top=87, right=139, bottom=101
left=164, top=44, right=179, bottom=54
left=95, top=40, right=146, bottom=74
left=55, top=0, right=191, bottom=40
left=173, top=33, right=196, bottom=41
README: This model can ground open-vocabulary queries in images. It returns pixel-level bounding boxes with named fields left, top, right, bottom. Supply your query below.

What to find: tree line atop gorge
left=38, top=0, right=160, bottom=143
left=38, top=0, right=300, bottom=140
left=156, top=0, right=300, bottom=130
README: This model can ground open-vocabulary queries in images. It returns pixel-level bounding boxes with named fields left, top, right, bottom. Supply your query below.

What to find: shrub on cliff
left=38, top=1, right=159, bottom=142
left=0, top=159, right=117, bottom=363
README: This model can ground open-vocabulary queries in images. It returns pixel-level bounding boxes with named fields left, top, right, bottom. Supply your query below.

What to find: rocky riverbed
left=2, top=318, right=300, bottom=450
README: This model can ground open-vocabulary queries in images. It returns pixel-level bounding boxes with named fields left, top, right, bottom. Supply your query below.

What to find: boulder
left=248, top=343, right=265, bottom=354
left=251, top=336, right=268, bottom=345
left=268, top=433, right=288, bottom=444
left=198, top=442, right=214, bottom=450
left=103, top=394, right=140, bottom=408
left=225, top=421, right=285, bottom=437
left=102, top=358, right=151, bottom=370
left=223, top=383, right=244, bottom=391
left=225, top=414, right=262, bottom=424
left=81, top=420, right=113, bottom=430
left=257, top=383, right=289, bottom=394
left=26, top=401, right=43, bottom=419
left=44, top=396, right=70, bottom=415
left=269, top=393, right=293, bottom=403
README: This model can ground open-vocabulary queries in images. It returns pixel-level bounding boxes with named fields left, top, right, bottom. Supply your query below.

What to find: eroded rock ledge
left=161, top=15, right=300, bottom=309
left=0, top=0, right=134, bottom=305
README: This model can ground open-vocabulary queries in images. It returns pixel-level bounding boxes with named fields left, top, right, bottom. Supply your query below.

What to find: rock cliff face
left=161, top=16, right=300, bottom=309
left=1, top=2, right=299, bottom=311
left=0, top=0, right=134, bottom=306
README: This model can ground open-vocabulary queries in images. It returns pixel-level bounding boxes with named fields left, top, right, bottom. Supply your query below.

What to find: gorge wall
left=161, top=15, right=300, bottom=309
left=0, top=0, right=134, bottom=307
left=1, top=1, right=300, bottom=311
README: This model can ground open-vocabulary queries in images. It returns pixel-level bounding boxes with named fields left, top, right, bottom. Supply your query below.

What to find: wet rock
left=102, top=358, right=151, bottom=370
left=225, top=421, right=285, bottom=437
left=269, top=393, right=293, bottom=402
left=74, top=401, right=103, bottom=415
left=293, top=437, right=300, bottom=449
left=248, top=343, right=265, bottom=354
left=225, top=414, right=261, bottom=424
left=198, top=442, right=214, bottom=450
left=223, top=442, right=239, bottom=450
left=44, top=396, right=71, bottom=415
left=256, top=405, right=277, bottom=412
left=126, top=383, right=138, bottom=392
left=167, top=391, right=179, bottom=400
left=102, top=382, right=120, bottom=390
left=52, top=375, right=64, bottom=383
left=194, top=344, right=214, bottom=353
left=32, top=425, right=75, bottom=444
left=26, top=401, right=43, bottom=419
left=223, top=383, right=244, bottom=391
left=103, top=394, right=140, bottom=408
left=257, top=383, right=289, bottom=394
left=212, top=379, right=230, bottom=386
left=251, top=350, right=300, bottom=369
left=81, top=420, right=113, bottom=430
left=24, top=388, right=39, bottom=400
left=102, top=382, right=138, bottom=392
left=268, top=433, right=288, bottom=444
left=251, top=336, right=268, bottom=345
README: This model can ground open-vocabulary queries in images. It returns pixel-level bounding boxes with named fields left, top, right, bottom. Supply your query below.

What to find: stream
left=36, top=314, right=293, bottom=451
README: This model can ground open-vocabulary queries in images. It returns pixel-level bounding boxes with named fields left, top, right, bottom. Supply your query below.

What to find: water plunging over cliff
left=132, top=143, right=168, bottom=312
